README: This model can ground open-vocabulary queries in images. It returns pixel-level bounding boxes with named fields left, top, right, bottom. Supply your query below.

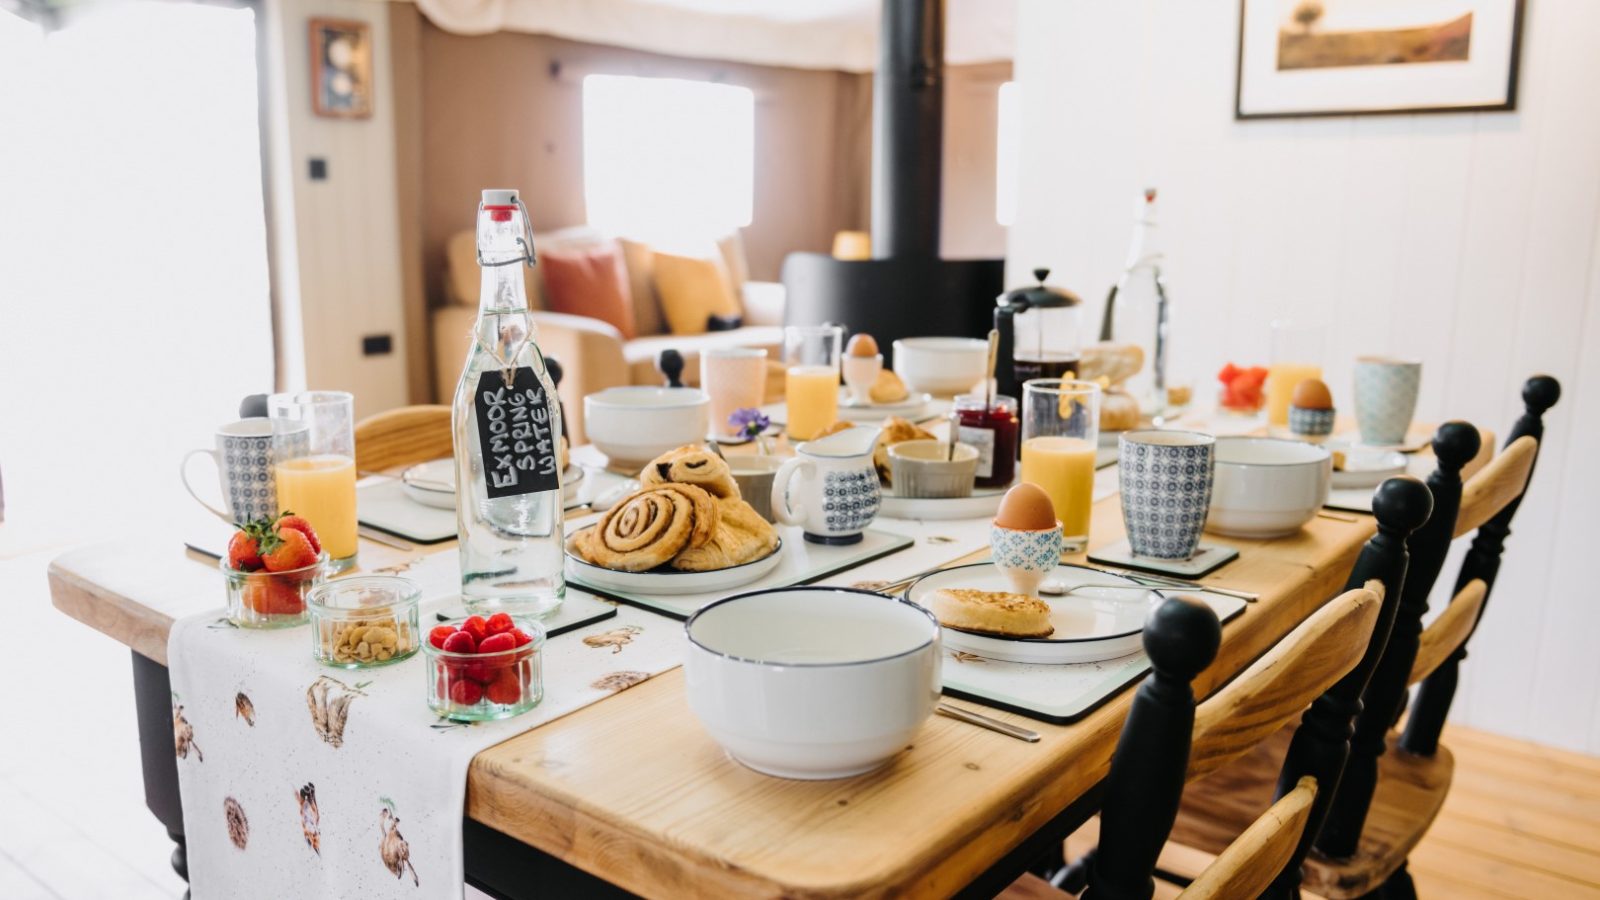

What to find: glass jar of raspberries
left=423, top=613, right=545, bottom=721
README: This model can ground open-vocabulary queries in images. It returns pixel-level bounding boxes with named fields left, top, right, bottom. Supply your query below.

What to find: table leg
left=131, top=650, right=189, bottom=897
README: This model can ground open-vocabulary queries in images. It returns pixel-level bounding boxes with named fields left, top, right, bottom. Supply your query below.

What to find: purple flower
left=729, top=407, right=770, bottom=439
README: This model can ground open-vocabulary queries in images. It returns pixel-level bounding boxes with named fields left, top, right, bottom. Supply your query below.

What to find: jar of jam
left=953, top=395, right=1019, bottom=488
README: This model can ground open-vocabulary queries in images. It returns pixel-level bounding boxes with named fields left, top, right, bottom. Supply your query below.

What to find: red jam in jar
left=954, top=395, right=1018, bottom=488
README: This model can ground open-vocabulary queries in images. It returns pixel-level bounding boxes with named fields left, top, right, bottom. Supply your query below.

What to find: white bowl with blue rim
left=684, top=587, right=941, bottom=780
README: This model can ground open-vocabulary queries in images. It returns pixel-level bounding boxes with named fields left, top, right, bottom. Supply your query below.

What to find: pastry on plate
left=577, top=483, right=720, bottom=572
left=1100, top=390, right=1140, bottom=432
left=869, top=369, right=910, bottom=404
left=873, top=416, right=936, bottom=485
left=635, top=445, right=779, bottom=571
left=929, top=588, right=1054, bottom=638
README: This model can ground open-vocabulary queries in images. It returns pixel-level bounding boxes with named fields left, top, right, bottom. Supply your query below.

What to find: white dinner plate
left=1329, top=448, right=1408, bottom=490
left=878, top=481, right=1010, bottom=521
left=401, top=458, right=584, bottom=508
left=564, top=528, right=784, bottom=596
left=837, top=391, right=935, bottom=421
left=905, top=562, right=1159, bottom=665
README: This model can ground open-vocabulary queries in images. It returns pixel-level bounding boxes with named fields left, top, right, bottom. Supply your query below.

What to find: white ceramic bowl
left=1207, top=437, right=1332, bottom=539
left=892, top=337, right=989, bottom=396
left=584, top=387, right=709, bottom=469
left=684, top=587, right=941, bottom=780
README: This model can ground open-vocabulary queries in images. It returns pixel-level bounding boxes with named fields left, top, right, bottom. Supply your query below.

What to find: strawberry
left=441, top=630, right=476, bottom=654
left=485, top=672, right=522, bottom=705
left=460, top=615, right=490, bottom=645
left=227, top=529, right=263, bottom=571
left=485, top=612, right=515, bottom=635
left=241, top=573, right=304, bottom=616
left=449, top=679, right=483, bottom=706
left=260, top=526, right=318, bottom=572
left=240, top=573, right=274, bottom=613
left=428, top=624, right=458, bottom=650
left=509, top=628, right=535, bottom=648
left=274, top=513, right=322, bottom=555
left=477, top=633, right=516, bottom=655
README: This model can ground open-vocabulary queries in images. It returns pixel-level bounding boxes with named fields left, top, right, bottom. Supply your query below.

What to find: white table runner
left=168, top=550, right=683, bottom=900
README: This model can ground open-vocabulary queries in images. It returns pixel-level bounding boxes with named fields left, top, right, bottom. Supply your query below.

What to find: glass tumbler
left=783, top=325, right=843, bottom=441
left=703, top=347, right=768, bottom=437
left=1020, top=379, right=1102, bottom=551
left=1265, top=320, right=1325, bottom=428
left=269, top=391, right=359, bottom=572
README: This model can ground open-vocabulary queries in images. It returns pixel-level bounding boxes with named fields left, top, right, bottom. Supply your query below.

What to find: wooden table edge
left=50, top=559, right=174, bottom=665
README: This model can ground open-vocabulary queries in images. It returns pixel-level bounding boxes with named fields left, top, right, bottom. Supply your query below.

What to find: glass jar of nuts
left=308, top=576, right=421, bottom=669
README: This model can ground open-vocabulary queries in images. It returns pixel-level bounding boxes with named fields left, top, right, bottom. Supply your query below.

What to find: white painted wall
left=1008, top=0, right=1600, bottom=753
left=262, top=0, right=409, bottom=419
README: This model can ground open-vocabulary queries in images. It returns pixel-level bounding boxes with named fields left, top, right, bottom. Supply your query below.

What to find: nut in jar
left=307, top=576, right=422, bottom=669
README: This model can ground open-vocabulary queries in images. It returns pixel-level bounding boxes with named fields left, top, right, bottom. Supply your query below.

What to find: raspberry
left=466, top=662, right=495, bottom=685
left=477, top=633, right=516, bottom=655
left=509, top=628, right=534, bottom=647
left=428, top=625, right=457, bottom=649
left=461, top=615, right=490, bottom=645
left=486, top=612, right=515, bottom=635
left=485, top=672, right=522, bottom=705
left=449, top=679, right=483, bottom=706
left=441, top=631, right=476, bottom=653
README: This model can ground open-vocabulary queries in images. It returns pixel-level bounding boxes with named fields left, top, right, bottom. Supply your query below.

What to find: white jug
left=771, top=426, right=883, bottom=544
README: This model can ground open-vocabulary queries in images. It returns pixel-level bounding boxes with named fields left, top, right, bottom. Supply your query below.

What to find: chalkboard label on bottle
left=473, top=367, right=560, bottom=499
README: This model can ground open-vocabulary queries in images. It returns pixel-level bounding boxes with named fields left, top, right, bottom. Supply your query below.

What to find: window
left=582, top=74, right=754, bottom=247
left=996, top=80, right=1020, bottom=227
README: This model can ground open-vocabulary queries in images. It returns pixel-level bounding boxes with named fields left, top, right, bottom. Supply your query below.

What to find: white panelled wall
left=1008, top=1, right=1600, bottom=752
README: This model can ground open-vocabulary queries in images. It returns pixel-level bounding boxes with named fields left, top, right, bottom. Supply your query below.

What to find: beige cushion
left=653, top=251, right=742, bottom=335
left=618, top=238, right=665, bottom=336
left=716, top=231, right=750, bottom=296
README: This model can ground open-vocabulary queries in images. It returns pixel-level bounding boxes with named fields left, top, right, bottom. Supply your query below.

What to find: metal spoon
left=937, top=703, right=1040, bottom=743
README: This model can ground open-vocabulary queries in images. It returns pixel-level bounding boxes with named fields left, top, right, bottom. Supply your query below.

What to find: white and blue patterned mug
left=772, top=426, right=883, bottom=544
left=1118, top=430, right=1216, bottom=560
left=181, top=419, right=310, bottom=525
left=990, top=521, right=1064, bottom=596
left=1353, top=357, right=1422, bottom=446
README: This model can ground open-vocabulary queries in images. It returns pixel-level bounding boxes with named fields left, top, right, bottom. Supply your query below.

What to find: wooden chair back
left=1187, top=585, right=1381, bottom=781
left=1177, top=777, right=1317, bottom=900
left=1453, top=435, right=1537, bottom=538
left=1409, top=579, right=1487, bottom=685
left=354, top=405, right=452, bottom=473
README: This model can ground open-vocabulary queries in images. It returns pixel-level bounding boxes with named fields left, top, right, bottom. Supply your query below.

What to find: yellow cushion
left=653, top=251, right=742, bottom=335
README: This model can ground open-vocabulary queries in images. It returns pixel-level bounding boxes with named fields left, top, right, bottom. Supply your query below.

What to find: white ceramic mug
left=771, top=426, right=883, bottom=544
left=1353, top=357, right=1422, bottom=446
left=181, top=419, right=308, bottom=524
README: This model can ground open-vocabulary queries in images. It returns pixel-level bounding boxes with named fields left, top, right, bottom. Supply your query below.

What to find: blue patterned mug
left=1353, top=357, right=1422, bottom=446
left=990, top=521, right=1064, bottom=596
left=181, top=419, right=309, bottom=525
left=772, top=426, right=883, bottom=544
left=1118, top=430, right=1216, bottom=560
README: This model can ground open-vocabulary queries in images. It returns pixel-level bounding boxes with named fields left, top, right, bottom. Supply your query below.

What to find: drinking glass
left=1020, top=379, right=1101, bottom=551
left=784, top=325, right=843, bottom=441
left=269, top=391, right=358, bottom=572
left=703, top=347, right=768, bottom=438
left=1265, top=320, right=1325, bottom=427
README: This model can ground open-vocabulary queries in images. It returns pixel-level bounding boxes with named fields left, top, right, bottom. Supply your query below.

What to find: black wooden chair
left=1165, top=376, right=1559, bottom=899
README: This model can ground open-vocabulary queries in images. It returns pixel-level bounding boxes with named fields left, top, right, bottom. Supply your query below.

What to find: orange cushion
left=653, top=251, right=741, bottom=336
left=539, top=240, right=635, bottom=339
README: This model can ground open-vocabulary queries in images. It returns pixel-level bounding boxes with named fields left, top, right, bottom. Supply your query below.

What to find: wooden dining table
left=49, top=433, right=1388, bottom=899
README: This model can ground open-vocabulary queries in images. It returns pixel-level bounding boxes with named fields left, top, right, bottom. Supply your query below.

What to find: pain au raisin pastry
left=930, top=588, right=1054, bottom=638
left=636, top=445, right=779, bottom=572
left=578, top=483, right=719, bottom=572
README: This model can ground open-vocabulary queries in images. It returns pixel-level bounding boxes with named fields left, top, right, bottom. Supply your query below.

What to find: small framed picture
left=1236, top=0, right=1525, bottom=119
left=309, top=17, right=373, bottom=119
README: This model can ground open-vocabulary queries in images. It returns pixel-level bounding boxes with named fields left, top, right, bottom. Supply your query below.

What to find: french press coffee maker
left=993, top=267, right=1085, bottom=401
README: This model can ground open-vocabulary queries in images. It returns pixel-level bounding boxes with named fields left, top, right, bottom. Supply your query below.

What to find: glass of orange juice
left=269, top=391, right=358, bottom=572
left=783, top=325, right=843, bottom=441
left=1265, top=319, right=1325, bottom=427
left=1020, top=379, right=1101, bottom=551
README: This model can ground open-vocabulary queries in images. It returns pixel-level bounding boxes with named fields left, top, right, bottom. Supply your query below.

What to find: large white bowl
left=584, top=387, right=709, bottom=470
left=684, top=587, right=941, bottom=780
left=892, top=337, right=989, bottom=397
left=1207, top=437, right=1332, bottom=539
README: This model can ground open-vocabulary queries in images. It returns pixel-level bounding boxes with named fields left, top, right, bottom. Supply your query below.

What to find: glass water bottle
left=452, top=189, right=565, bottom=617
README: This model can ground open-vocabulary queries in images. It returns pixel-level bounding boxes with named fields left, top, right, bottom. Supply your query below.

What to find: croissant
left=578, top=483, right=719, bottom=572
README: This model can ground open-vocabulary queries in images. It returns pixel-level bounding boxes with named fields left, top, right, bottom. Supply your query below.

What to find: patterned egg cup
left=1288, top=405, right=1336, bottom=437
left=989, top=522, right=1064, bottom=597
left=1118, top=431, right=1216, bottom=561
left=422, top=617, right=546, bottom=721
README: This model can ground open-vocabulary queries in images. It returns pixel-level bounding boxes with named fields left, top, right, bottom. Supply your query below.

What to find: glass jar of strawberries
left=222, top=513, right=328, bottom=628
left=423, top=613, right=545, bottom=720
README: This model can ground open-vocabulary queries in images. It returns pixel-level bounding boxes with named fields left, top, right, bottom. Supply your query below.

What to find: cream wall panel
left=1010, top=0, right=1600, bottom=752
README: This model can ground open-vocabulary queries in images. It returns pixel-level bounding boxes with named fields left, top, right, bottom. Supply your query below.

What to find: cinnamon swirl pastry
left=578, top=483, right=719, bottom=572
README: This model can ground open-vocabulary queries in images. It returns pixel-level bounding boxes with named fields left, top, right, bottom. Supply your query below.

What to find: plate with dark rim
left=563, top=527, right=784, bottom=596
left=904, top=562, right=1160, bottom=664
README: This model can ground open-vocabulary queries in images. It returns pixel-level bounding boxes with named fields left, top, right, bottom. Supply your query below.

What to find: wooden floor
left=9, top=547, right=1600, bottom=898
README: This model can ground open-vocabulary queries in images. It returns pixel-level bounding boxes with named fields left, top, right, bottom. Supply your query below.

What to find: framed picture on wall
left=309, top=17, right=373, bottom=119
left=1236, top=0, right=1525, bottom=118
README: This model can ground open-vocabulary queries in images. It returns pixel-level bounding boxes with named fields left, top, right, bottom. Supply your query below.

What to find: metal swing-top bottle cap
left=482, top=188, right=519, bottom=206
